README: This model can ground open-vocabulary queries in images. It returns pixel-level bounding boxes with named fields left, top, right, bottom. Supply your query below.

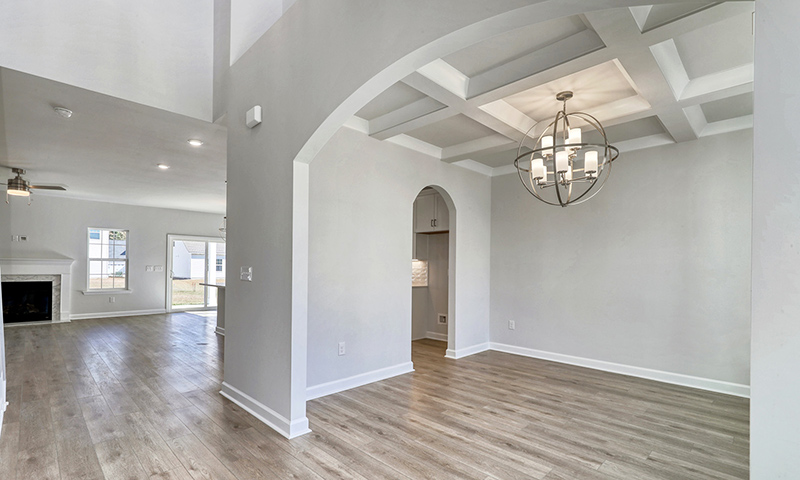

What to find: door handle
left=431, top=219, right=434, bottom=227
left=434, top=219, right=437, bottom=227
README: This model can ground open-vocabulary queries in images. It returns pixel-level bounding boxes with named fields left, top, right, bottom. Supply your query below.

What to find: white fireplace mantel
left=0, top=257, right=75, bottom=323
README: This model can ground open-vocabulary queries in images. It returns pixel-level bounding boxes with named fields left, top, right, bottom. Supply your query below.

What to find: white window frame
left=85, top=227, right=130, bottom=294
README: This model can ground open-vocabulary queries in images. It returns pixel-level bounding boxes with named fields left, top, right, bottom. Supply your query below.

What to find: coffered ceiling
left=347, top=2, right=755, bottom=176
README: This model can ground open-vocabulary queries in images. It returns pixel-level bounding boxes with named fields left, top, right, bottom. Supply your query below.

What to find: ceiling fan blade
left=29, top=185, right=66, bottom=191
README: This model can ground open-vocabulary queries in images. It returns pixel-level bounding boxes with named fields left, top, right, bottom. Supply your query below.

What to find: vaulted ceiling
left=349, top=2, right=754, bottom=176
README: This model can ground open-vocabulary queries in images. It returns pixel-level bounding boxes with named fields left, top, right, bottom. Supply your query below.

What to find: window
left=216, top=258, right=223, bottom=272
left=87, top=228, right=129, bottom=290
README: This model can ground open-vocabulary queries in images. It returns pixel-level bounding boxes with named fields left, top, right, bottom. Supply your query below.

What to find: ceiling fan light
left=7, top=187, right=30, bottom=197
left=187, top=139, right=204, bottom=147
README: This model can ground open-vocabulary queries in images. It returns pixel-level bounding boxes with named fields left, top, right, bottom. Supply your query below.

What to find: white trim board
left=445, top=342, right=490, bottom=359
left=221, top=382, right=310, bottom=439
left=70, top=308, right=167, bottom=320
left=306, top=362, right=414, bottom=400
left=425, top=331, right=447, bottom=342
left=489, top=342, right=750, bottom=398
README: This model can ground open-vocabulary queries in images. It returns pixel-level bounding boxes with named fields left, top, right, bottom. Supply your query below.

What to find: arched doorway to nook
left=411, top=185, right=455, bottom=357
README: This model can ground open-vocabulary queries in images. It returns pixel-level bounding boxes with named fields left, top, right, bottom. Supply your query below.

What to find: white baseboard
left=220, top=382, right=310, bottom=439
left=425, top=331, right=447, bottom=342
left=306, top=362, right=414, bottom=400
left=70, top=308, right=167, bottom=320
left=445, top=342, right=490, bottom=359
left=215, top=326, right=225, bottom=336
left=489, top=342, right=750, bottom=398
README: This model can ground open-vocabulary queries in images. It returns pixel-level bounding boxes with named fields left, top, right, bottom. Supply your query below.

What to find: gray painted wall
left=307, top=127, right=490, bottom=388
left=751, top=0, right=800, bottom=476
left=490, top=131, right=752, bottom=385
left=0, top=195, right=222, bottom=316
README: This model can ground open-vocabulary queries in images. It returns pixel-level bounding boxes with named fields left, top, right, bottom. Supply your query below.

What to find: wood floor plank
left=3, top=312, right=749, bottom=480
left=95, top=436, right=150, bottom=480
left=16, top=442, right=60, bottom=480
left=167, top=434, right=238, bottom=480
left=0, top=422, right=20, bottom=479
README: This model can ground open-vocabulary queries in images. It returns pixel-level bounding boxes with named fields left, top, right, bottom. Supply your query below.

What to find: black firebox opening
left=2, top=281, right=53, bottom=323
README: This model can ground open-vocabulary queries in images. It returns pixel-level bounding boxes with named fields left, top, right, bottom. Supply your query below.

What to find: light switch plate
left=154, top=265, right=164, bottom=272
left=240, top=266, right=253, bottom=281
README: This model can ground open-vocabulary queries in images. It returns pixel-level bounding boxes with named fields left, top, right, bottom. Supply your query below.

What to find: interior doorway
left=167, top=235, right=226, bottom=311
left=412, top=187, right=451, bottom=348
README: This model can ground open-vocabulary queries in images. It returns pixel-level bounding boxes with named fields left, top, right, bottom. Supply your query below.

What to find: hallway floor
left=0, top=314, right=748, bottom=479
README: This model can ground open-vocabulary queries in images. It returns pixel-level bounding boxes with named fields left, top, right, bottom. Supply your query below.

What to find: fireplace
left=2, top=281, right=53, bottom=323
left=0, top=257, right=74, bottom=323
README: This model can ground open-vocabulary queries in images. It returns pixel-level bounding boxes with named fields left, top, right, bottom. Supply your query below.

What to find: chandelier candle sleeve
left=555, top=150, right=569, bottom=173
left=568, top=128, right=582, bottom=147
left=585, top=151, right=598, bottom=174
left=531, top=157, right=545, bottom=179
left=542, top=135, right=554, bottom=150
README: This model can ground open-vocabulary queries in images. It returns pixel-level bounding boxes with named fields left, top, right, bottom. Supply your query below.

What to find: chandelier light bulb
left=541, top=135, right=554, bottom=150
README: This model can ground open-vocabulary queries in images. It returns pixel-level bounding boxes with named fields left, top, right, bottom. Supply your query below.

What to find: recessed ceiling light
left=157, top=164, right=170, bottom=170
left=53, top=106, right=73, bottom=118
left=187, top=139, right=204, bottom=147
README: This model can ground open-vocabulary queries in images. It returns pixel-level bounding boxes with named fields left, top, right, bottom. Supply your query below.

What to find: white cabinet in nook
left=414, top=191, right=449, bottom=233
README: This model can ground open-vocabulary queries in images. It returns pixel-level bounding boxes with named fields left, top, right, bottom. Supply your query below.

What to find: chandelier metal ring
left=514, top=91, right=620, bottom=207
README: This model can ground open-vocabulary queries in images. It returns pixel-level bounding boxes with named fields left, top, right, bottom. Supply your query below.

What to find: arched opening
left=411, top=185, right=456, bottom=358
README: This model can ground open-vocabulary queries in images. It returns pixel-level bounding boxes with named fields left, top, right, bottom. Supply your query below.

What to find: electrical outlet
left=508, top=320, right=515, bottom=330
left=109, top=296, right=116, bottom=303
left=145, top=265, right=154, bottom=272
left=154, top=265, right=164, bottom=272
left=338, top=342, right=346, bottom=356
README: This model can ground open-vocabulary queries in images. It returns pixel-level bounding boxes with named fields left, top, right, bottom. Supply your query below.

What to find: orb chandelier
left=514, top=91, right=619, bottom=207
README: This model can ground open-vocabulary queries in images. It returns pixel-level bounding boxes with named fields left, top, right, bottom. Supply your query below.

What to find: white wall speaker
left=246, top=105, right=262, bottom=128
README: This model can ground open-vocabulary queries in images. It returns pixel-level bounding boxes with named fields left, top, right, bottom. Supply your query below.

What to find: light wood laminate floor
left=1, top=313, right=749, bottom=479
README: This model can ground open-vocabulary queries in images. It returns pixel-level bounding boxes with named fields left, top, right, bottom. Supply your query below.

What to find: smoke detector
left=53, top=106, right=73, bottom=118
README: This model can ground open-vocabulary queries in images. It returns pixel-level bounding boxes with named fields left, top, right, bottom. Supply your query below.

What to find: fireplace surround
left=0, top=257, right=74, bottom=324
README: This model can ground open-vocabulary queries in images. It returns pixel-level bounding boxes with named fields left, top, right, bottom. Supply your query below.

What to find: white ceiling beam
left=466, top=29, right=605, bottom=99
left=385, top=134, right=442, bottom=159
left=657, top=107, right=700, bottom=143
left=417, top=59, right=469, bottom=99
left=639, top=2, right=754, bottom=44
left=478, top=100, right=537, bottom=136
left=614, top=133, right=675, bottom=153
left=682, top=104, right=709, bottom=138
left=440, top=134, right=516, bottom=163
left=701, top=114, right=753, bottom=138
left=368, top=97, right=447, bottom=137
left=681, top=64, right=754, bottom=101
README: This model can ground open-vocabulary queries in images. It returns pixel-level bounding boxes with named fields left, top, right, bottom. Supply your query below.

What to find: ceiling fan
left=3, top=168, right=66, bottom=204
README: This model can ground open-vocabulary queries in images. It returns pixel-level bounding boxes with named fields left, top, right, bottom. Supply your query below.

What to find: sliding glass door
left=167, top=235, right=226, bottom=311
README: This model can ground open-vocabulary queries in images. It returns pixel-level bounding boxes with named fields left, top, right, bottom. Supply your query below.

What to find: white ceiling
left=0, top=68, right=227, bottom=214
left=0, top=2, right=754, bottom=213
left=0, top=0, right=214, bottom=122
left=349, top=2, right=755, bottom=176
